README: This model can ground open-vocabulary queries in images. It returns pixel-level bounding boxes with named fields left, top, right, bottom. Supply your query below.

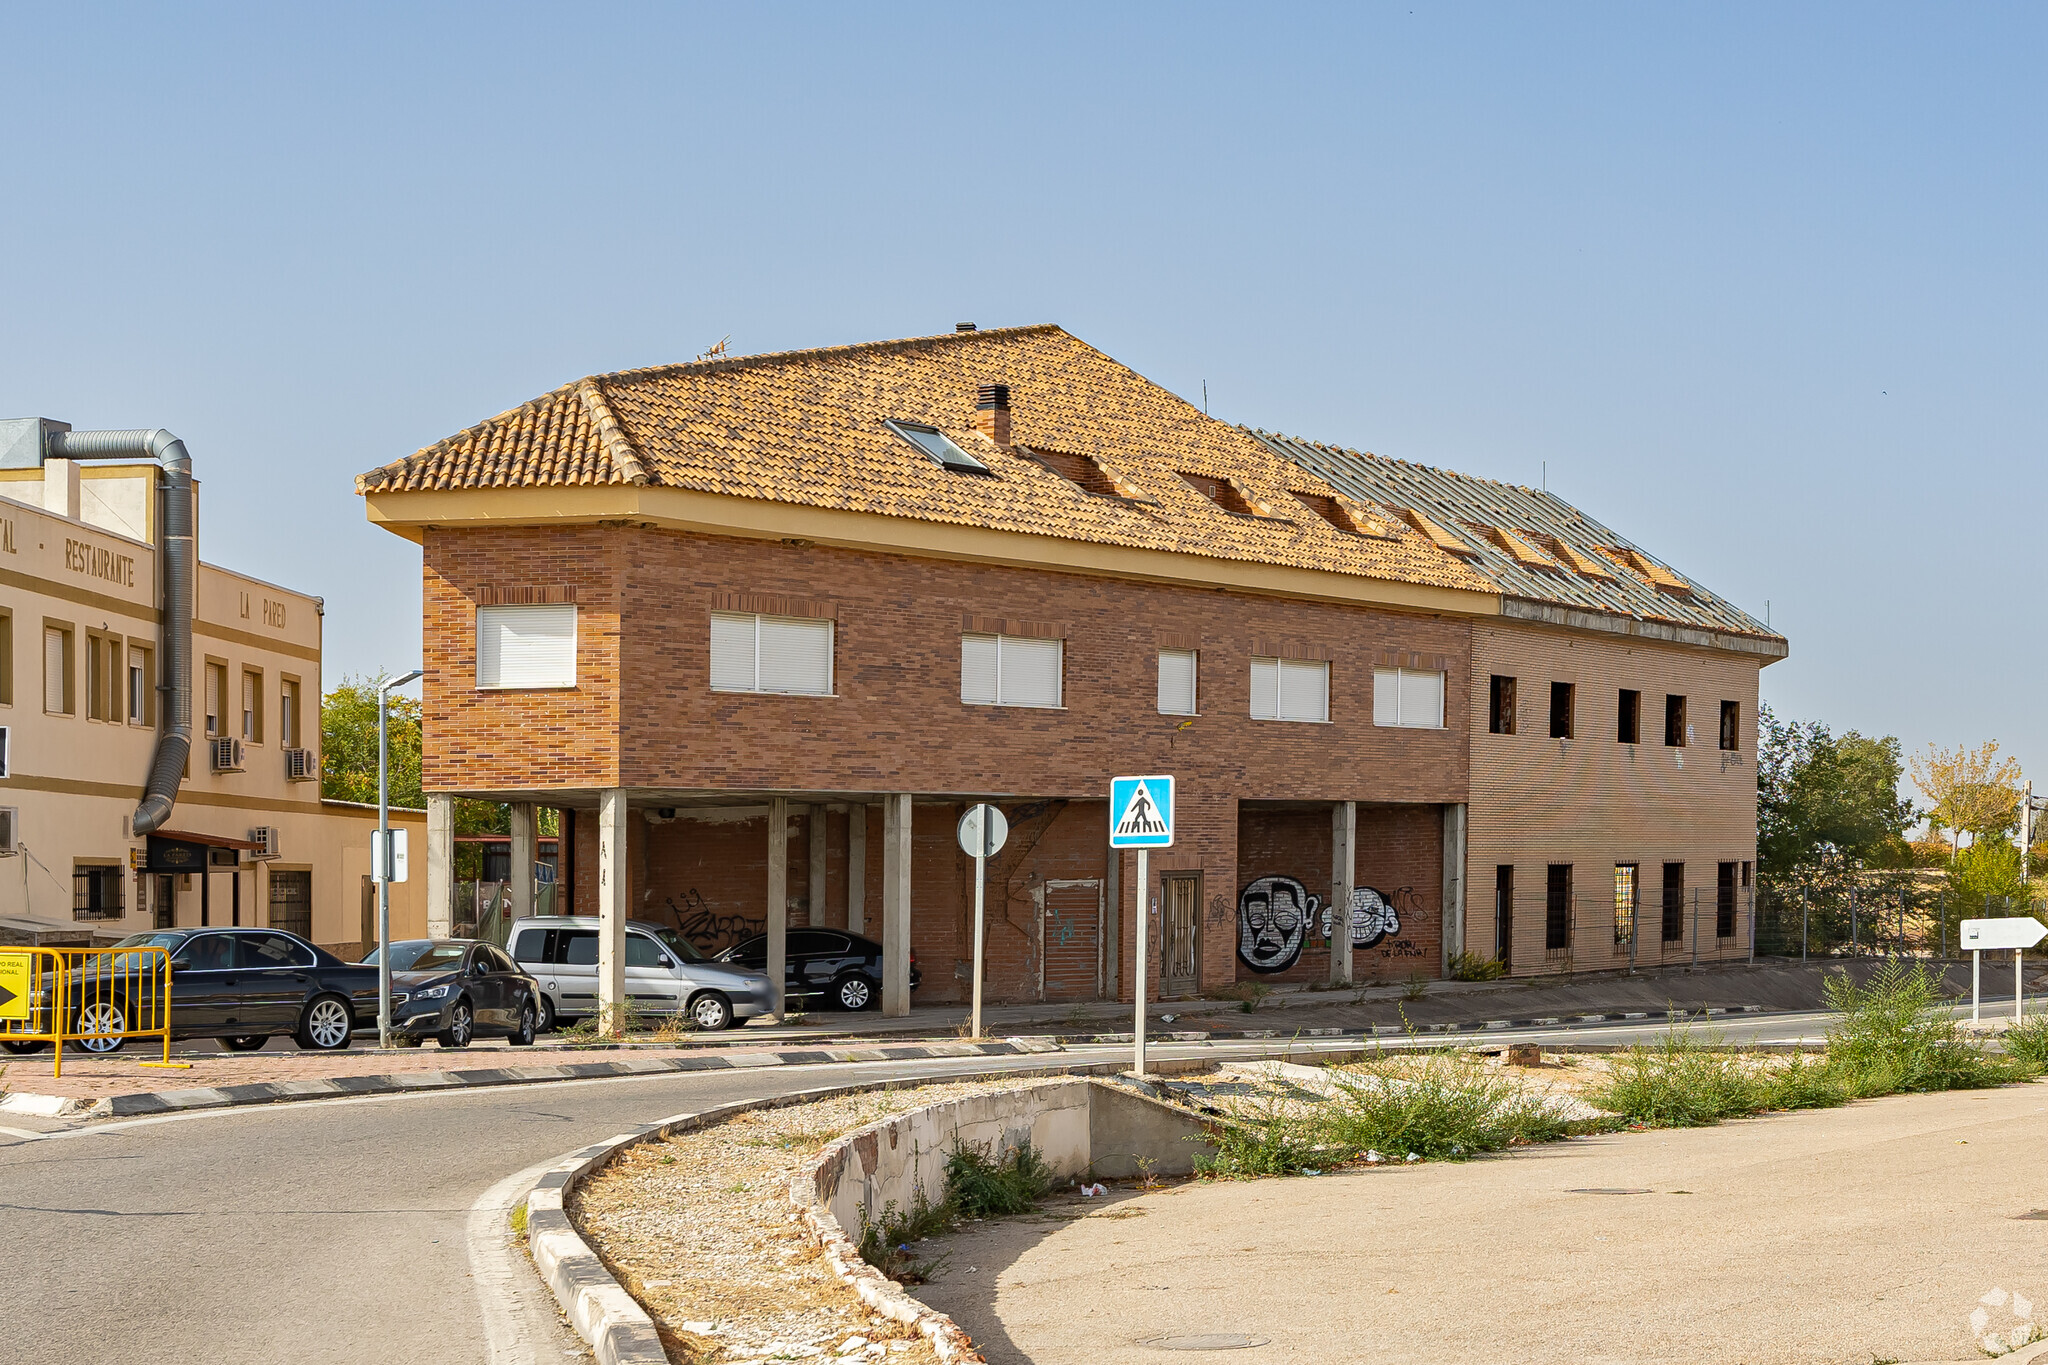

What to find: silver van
left=508, top=916, right=773, bottom=1031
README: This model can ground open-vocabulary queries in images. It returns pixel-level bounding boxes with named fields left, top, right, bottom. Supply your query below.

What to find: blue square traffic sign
left=1110, top=775, right=1175, bottom=848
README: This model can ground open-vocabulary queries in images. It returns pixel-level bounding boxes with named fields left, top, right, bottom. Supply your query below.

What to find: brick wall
left=1233, top=804, right=1444, bottom=986
left=1467, top=620, right=1766, bottom=975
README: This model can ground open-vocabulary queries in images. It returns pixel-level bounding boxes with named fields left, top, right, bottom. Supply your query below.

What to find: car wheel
left=217, top=1036, right=269, bottom=1052
left=535, top=994, right=557, bottom=1034
left=72, top=998, right=129, bottom=1053
left=687, top=991, right=734, bottom=1032
left=2, top=1039, right=50, bottom=1055
left=437, top=999, right=474, bottom=1049
left=508, top=999, right=537, bottom=1047
left=295, top=994, right=354, bottom=1051
left=835, top=975, right=875, bottom=1011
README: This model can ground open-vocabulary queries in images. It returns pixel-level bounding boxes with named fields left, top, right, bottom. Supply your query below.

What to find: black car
left=0, top=928, right=381, bottom=1055
left=714, top=929, right=919, bottom=1011
left=361, top=939, right=541, bottom=1048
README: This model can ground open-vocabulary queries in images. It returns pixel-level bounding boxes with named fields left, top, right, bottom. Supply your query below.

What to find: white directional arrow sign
left=1960, top=918, right=2047, bottom=951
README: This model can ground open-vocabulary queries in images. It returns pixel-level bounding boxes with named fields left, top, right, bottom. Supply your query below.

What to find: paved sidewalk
left=915, top=1080, right=2048, bottom=1365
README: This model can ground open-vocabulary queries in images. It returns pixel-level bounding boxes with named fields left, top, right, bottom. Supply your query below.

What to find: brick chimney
left=974, top=383, right=1011, bottom=447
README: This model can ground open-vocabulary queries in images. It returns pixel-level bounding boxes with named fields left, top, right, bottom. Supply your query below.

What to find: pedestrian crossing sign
left=1110, top=775, right=1175, bottom=849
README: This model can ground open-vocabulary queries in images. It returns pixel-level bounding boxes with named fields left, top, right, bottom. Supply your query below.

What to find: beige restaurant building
left=0, top=423, right=425, bottom=956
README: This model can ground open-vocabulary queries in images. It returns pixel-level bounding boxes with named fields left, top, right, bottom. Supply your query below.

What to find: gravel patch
left=570, top=1076, right=1069, bottom=1364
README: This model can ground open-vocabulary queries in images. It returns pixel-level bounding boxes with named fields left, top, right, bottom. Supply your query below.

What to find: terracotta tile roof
left=358, top=325, right=1497, bottom=597
left=1253, top=430, right=1785, bottom=651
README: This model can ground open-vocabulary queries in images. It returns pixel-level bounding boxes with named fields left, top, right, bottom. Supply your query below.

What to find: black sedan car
left=714, top=929, right=919, bottom=1011
left=0, top=928, right=380, bottom=1055
left=361, top=939, right=541, bottom=1048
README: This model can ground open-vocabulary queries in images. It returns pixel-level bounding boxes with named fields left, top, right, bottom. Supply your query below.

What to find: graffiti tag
left=665, top=891, right=763, bottom=954
left=1318, top=886, right=1402, bottom=952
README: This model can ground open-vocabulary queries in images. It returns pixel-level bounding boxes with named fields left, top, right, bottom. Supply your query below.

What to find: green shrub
left=1589, top=1029, right=1768, bottom=1127
left=1448, top=951, right=1508, bottom=982
left=945, top=1140, right=1054, bottom=1218
left=2000, top=1014, right=2048, bottom=1072
left=1822, top=962, right=2022, bottom=1096
left=1753, top=1050, right=1850, bottom=1112
left=1197, top=1093, right=1332, bottom=1177
left=1327, top=1054, right=1574, bottom=1157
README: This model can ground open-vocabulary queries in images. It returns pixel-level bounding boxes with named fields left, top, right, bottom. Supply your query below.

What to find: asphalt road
left=0, top=1011, right=1838, bottom=1365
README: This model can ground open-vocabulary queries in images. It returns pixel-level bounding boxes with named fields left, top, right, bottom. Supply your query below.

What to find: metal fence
left=0, top=945, right=174, bottom=1077
left=1497, top=886, right=1756, bottom=976
left=1754, top=878, right=2040, bottom=960
left=452, top=879, right=559, bottom=946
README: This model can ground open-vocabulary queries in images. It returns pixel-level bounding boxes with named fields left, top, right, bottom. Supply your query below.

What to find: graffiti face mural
left=1237, top=875, right=1321, bottom=974
left=1320, top=886, right=1402, bottom=952
left=1239, top=877, right=1406, bottom=973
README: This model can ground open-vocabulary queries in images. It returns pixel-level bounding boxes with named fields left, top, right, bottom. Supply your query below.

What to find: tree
left=1907, top=740, right=2023, bottom=857
left=1757, top=703, right=1916, bottom=880
left=1950, top=834, right=2028, bottom=917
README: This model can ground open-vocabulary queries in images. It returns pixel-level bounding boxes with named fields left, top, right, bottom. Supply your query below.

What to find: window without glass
left=1618, top=688, right=1641, bottom=744
left=1251, top=656, right=1330, bottom=723
left=73, top=864, right=124, bottom=920
left=44, top=625, right=73, bottom=716
left=710, top=612, right=834, bottom=696
left=961, top=633, right=1063, bottom=708
left=1717, top=862, right=1737, bottom=938
left=1545, top=864, right=1572, bottom=952
left=1614, top=863, right=1638, bottom=946
left=477, top=604, right=577, bottom=689
left=1664, top=694, right=1687, bottom=747
left=86, top=632, right=119, bottom=722
left=128, top=644, right=154, bottom=726
left=1372, top=667, right=1443, bottom=728
left=1157, top=649, right=1197, bottom=715
left=1661, top=862, right=1685, bottom=942
left=1719, top=699, right=1739, bottom=751
left=1494, top=865, right=1514, bottom=968
left=1488, top=675, right=1516, bottom=734
left=1549, top=681, right=1574, bottom=739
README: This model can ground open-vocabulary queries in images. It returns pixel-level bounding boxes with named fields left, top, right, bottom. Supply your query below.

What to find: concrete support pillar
left=881, top=792, right=913, bottom=1017
left=808, top=805, right=827, bottom=929
left=767, top=797, right=789, bottom=1021
left=426, top=792, right=454, bottom=938
left=1443, top=802, right=1469, bottom=974
left=597, top=789, right=628, bottom=1028
left=1330, top=800, right=1357, bottom=986
left=847, top=805, right=867, bottom=937
left=507, top=801, right=537, bottom=924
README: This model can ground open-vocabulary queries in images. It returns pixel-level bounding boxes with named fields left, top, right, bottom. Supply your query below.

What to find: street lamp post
left=376, top=669, right=425, bottom=1049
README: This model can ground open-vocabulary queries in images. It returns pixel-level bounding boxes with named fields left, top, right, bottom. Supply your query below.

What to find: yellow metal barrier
left=0, top=945, right=172, bottom=1078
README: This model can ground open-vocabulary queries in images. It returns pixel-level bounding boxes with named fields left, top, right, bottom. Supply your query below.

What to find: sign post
left=1959, top=917, right=2046, bottom=1022
left=374, top=669, right=424, bottom=1049
left=1110, top=775, right=1175, bottom=1077
left=956, top=804, right=1010, bottom=1041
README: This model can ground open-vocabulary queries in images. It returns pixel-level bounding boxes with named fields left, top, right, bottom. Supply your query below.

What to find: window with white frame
left=1250, top=656, right=1329, bottom=723
left=1372, top=666, right=1444, bottom=728
left=476, top=604, right=578, bottom=690
left=961, top=633, right=1062, bottom=708
left=1157, top=648, right=1197, bottom=715
left=709, top=612, right=834, bottom=695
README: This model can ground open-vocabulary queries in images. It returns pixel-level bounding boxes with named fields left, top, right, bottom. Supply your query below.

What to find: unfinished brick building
left=357, top=324, right=1784, bottom=1017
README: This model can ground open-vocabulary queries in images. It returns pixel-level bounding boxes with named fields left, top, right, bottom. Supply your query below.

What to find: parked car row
left=0, top=916, right=918, bottom=1055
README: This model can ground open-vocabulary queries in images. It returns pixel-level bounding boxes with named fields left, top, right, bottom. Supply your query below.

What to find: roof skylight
left=885, top=419, right=990, bottom=474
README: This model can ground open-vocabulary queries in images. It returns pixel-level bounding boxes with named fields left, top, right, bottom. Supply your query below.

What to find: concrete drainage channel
left=513, top=1051, right=1314, bottom=1365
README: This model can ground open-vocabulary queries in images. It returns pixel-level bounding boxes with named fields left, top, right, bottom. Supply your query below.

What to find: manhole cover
left=1141, top=1334, right=1271, bottom=1350
left=2014, top=1210, right=2048, bottom=1221
left=1568, top=1188, right=1652, bottom=1195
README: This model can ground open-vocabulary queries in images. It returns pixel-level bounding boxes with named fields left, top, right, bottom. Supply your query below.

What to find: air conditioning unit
left=210, top=737, right=245, bottom=773
left=250, top=826, right=280, bottom=860
left=0, top=807, right=17, bottom=856
left=283, top=747, right=315, bottom=782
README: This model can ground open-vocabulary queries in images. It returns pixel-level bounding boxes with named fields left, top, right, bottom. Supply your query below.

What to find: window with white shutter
left=44, top=626, right=71, bottom=716
left=1250, top=656, right=1328, bottom=722
left=709, top=612, right=833, bottom=695
left=1373, top=667, right=1444, bottom=728
left=1157, top=649, right=1197, bottom=715
left=960, top=633, right=1062, bottom=708
left=477, top=605, right=578, bottom=690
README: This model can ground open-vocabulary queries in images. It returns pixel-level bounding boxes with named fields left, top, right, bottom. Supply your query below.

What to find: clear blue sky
left=2, top=4, right=2042, bottom=784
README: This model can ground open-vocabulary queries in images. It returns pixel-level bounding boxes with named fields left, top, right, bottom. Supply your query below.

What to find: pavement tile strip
left=0, top=1006, right=1768, bottom=1119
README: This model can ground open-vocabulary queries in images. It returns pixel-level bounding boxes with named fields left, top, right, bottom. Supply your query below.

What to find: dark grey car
left=360, top=940, right=541, bottom=1048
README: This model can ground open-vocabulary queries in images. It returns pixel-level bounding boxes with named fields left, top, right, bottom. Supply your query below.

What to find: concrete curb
left=0, top=1036, right=1067, bottom=1120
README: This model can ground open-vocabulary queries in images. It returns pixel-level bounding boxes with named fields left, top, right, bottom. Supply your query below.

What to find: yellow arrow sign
left=0, top=951, right=30, bottom=1021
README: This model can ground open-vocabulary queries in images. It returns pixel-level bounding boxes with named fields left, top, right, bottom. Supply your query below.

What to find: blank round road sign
left=958, top=804, right=1009, bottom=857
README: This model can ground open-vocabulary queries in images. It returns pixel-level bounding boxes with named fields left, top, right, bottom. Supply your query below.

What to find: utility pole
left=376, top=669, right=424, bottom=1049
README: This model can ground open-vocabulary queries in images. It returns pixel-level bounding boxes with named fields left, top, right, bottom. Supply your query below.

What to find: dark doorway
left=1661, top=863, right=1686, bottom=942
left=1545, top=864, right=1572, bottom=953
left=1161, top=872, right=1201, bottom=997
left=1495, top=865, right=1514, bottom=970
